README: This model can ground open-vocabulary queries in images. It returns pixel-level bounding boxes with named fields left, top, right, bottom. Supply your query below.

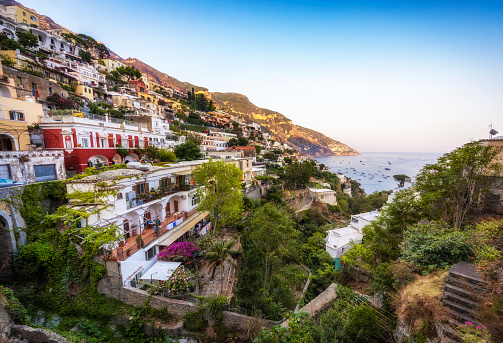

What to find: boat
left=388, top=161, right=392, bottom=164
left=385, top=167, right=390, bottom=170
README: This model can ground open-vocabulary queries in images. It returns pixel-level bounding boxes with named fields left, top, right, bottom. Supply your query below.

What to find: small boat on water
left=388, top=161, right=392, bottom=164
left=385, top=167, right=391, bottom=170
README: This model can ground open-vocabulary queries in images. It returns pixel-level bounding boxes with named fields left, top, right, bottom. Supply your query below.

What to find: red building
left=40, top=112, right=178, bottom=174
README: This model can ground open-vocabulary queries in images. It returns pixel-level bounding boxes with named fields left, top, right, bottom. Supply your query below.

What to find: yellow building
left=98, top=58, right=124, bottom=71
left=148, top=80, right=162, bottom=93
left=75, top=84, right=94, bottom=100
left=138, top=92, right=157, bottom=104
left=0, top=117, right=30, bottom=151
left=6, top=5, right=39, bottom=28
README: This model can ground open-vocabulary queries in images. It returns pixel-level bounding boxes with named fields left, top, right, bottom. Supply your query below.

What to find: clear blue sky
left=22, top=0, right=503, bottom=153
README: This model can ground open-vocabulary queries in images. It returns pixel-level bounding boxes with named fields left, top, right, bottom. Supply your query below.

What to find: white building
left=308, top=187, right=337, bottom=206
left=66, top=161, right=211, bottom=286
left=325, top=226, right=363, bottom=259
left=325, top=210, right=380, bottom=259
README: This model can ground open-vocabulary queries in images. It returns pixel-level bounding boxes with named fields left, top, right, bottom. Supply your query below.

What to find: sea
left=316, top=152, right=444, bottom=194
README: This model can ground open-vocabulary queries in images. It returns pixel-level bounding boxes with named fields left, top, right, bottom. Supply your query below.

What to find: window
left=145, top=246, right=156, bottom=261
left=17, top=77, right=22, bottom=87
left=34, top=165, right=56, bottom=182
left=81, top=138, right=89, bottom=147
left=31, top=82, right=37, bottom=90
left=65, top=139, right=72, bottom=149
left=100, top=138, right=107, bottom=148
left=9, top=111, right=24, bottom=121
left=191, top=196, right=198, bottom=206
left=23, top=11, right=26, bottom=16
left=23, top=19, right=27, bottom=25
left=49, top=87, right=52, bottom=95
left=45, top=71, right=51, bottom=78
left=135, top=183, right=147, bottom=196
left=30, top=15, right=37, bottom=22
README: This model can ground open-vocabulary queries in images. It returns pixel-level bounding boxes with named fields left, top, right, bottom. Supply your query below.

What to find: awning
left=172, top=170, right=193, bottom=176
left=140, top=261, right=181, bottom=282
left=158, top=211, right=210, bottom=246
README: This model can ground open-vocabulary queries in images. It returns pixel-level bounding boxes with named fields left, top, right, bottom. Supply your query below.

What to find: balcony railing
left=114, top=209, right=198, bottom=261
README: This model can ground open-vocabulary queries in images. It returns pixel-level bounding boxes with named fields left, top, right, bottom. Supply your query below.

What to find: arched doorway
left=0, top=134, right=14, bottom=151
left=124, top=153, right=139, bottom=164
left=174, top=200, right=179, bottom=213
left=87, top=155, right=109, bottom=168
left=0, top=85, right=12, bottom=98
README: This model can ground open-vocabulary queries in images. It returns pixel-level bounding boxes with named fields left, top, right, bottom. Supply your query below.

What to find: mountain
left=5, top=0, right=358, bottom=157
left=211, top=93, right=359, bottom=157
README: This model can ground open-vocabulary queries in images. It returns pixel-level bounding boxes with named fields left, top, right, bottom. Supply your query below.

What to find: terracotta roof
left=226, top=146, right=255, bottom=150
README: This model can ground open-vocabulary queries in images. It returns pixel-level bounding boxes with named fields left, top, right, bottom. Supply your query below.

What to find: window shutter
left=132, top=185, right=137, bottom=195
left=145, top=183, right=149, bottom=194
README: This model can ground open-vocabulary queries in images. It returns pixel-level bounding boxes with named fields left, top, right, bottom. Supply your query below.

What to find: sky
left=20, top=0, right=503, bottom=153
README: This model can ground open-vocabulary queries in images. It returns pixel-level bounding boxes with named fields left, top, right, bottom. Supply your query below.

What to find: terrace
left=110, top=208, right=200, bottom=261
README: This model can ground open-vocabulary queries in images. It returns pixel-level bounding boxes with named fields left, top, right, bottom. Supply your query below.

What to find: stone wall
left=0, top=150, right=66, bottom=184
left=3, top=66, right=70, bottom=104
left=97, top=278, right=280, bottom=338
left=243, top=185, right=262, bottom=200
left=483, top=177, right=503, bottom=215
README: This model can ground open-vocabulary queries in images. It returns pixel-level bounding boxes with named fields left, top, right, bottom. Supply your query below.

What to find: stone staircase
left=441, top=262, right=488, bottom=342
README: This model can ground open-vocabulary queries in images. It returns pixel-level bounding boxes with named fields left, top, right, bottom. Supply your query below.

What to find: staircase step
left=448, top=262, right=486, bottom=286
left=443, top=298, right=478, bottom=316
left=442, top=323, right=460, bottom=342
left=444, top=276, right=488, bottom=295
left=443, top=291, right=478, bottom=309
left=443, top=282, right=483, bottom=302
left=444, top=306, right=479, bottom=326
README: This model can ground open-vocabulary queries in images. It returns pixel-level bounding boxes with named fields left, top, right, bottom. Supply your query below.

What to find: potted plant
left=136, top=235, right=142, bottom=248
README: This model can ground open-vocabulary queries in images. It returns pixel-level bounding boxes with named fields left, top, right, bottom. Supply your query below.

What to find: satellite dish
left=490, top=129, right=498, bottom=138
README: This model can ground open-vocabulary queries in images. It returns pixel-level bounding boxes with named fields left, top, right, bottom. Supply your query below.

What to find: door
left=166, top=202, right=170, bottom=215
left=174, top=200, right=178, bottom=213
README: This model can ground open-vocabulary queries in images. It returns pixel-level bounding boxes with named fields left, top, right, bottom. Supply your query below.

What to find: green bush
left=182, top=308, right=206, bottom=332
left=401, top=222, right=473, bottom=272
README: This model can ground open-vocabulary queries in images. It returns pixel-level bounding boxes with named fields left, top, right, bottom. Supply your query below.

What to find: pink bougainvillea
left=158, top=241, right=200, bottom=261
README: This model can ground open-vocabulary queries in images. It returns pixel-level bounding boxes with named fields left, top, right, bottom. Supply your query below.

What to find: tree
left=228, top=138, right=238, bottom=147
left=174, top=141, right=202, bottom=161
left=115, top=65, right=142, bottom=81
left=393, top=174, right=409, bottom=187
left=247, top=203, right=295, bottom=295
left=238, top=136, right=249, bottom=146
left=284, top=161, right=315, bottom=189
left=16, top=30, right=38, bottom=48
left=157, top=148, right=176, bottom=162
left=263, top=152, right=276, bottom=160
left=79, top=50, right=93, bottom=63
left=255, top=145, right=262, bottom=155
left=205, top=239, right=241, bottom=294
left=193, top=159, right=243, bottom=233
left=416, top=141, right=502, bottom=229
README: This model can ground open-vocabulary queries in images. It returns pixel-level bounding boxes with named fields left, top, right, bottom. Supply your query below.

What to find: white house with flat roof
left=308, top=187, right=337, bottom=206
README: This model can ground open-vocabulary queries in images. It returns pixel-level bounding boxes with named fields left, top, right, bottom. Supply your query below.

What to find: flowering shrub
left=152, top=268, right=194, bottom=296
left=158, top=241, right=200, bottom=262
left=46, top=94, right=77, bottom=110
left=458, top=322, right=491, bottom=343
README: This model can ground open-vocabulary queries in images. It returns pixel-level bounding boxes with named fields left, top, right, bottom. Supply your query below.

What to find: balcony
left=111, top=208, right=199, bottom=261
left=126, top=185, right=196, bottom=210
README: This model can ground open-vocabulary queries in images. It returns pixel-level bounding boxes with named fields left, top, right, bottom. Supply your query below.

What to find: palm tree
left=205, top=239, right=241, bottom=294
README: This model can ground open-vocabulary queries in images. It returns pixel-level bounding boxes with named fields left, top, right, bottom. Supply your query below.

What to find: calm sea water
left=317, top=152, right=444, bottom=194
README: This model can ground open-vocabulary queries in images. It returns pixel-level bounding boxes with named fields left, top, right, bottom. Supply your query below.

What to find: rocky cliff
left=211, top=92, right=359, bottom=157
